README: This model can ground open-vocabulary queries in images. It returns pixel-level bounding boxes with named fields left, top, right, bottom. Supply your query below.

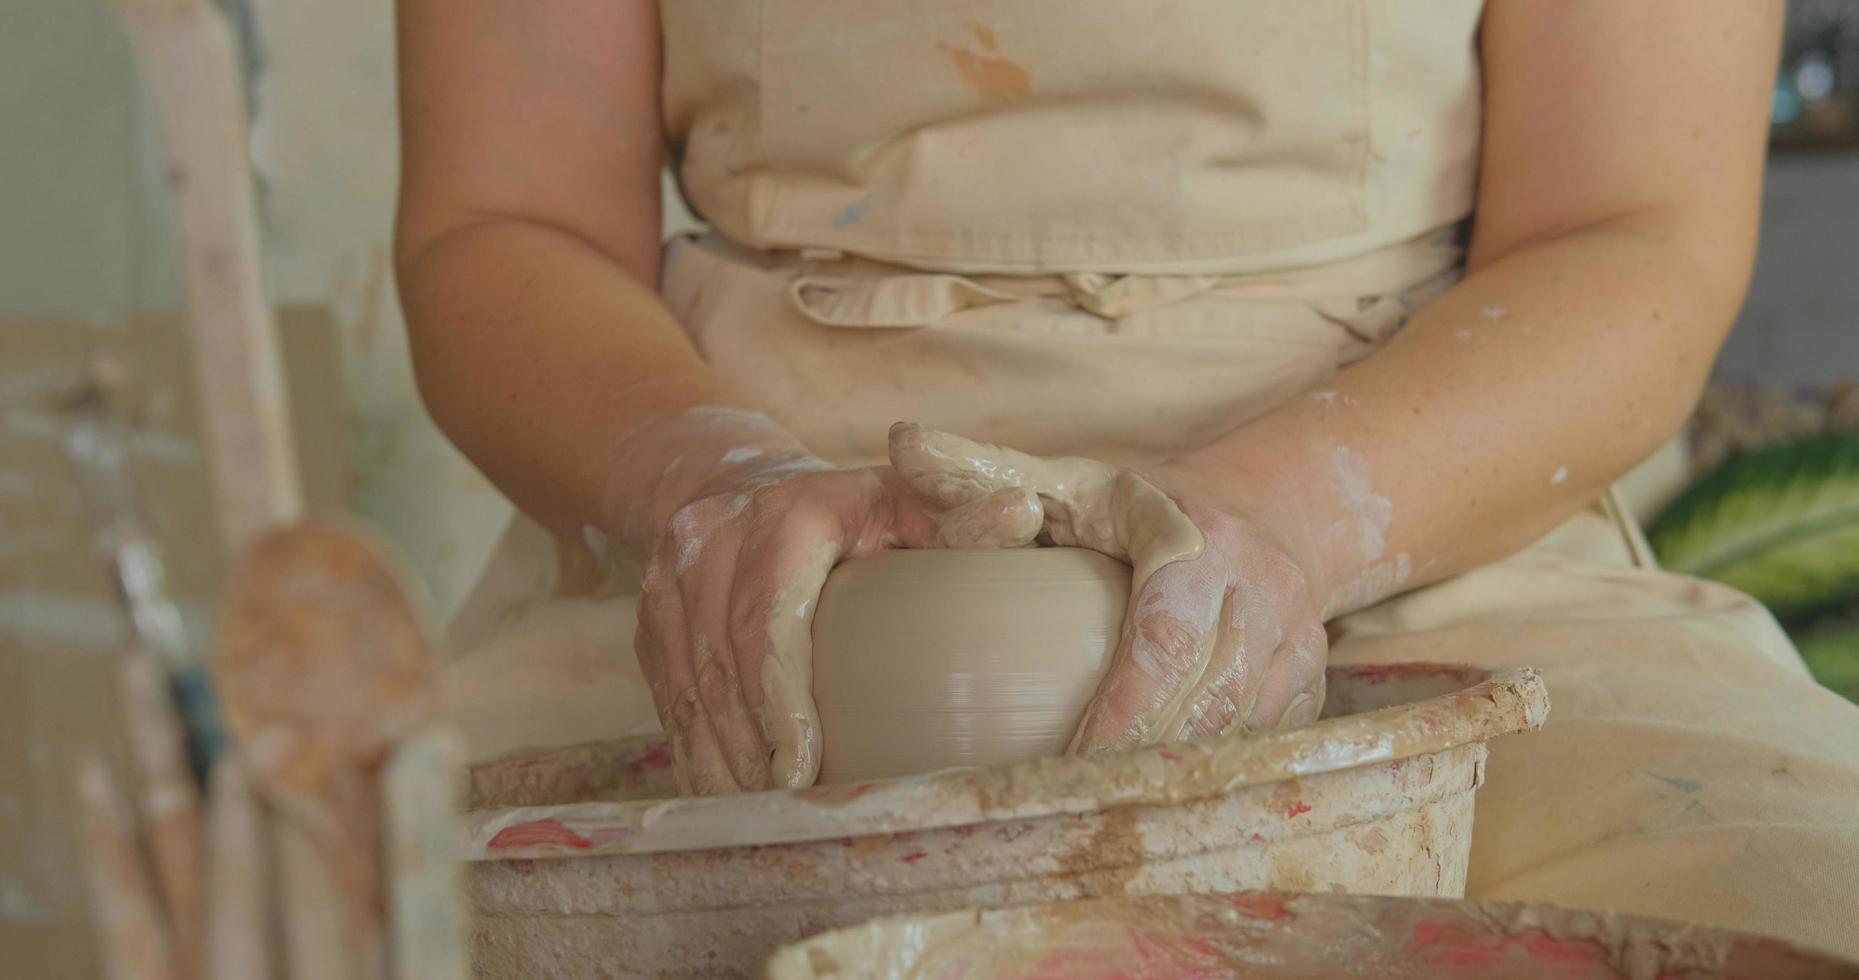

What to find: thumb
left=881, top=427, right=1048, bottom=550
left=889, top=423, right=1200, bottom=583
left=930, top=487, right=1043, bottom=548
left=888, top=421, right=1115, bottom=507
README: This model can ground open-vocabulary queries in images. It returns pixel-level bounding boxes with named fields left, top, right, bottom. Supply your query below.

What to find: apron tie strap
left=788, top=269, right=1226, bottom=329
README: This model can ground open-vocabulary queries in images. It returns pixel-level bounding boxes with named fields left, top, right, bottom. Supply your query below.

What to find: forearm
left=1183, top=217, right=1745, bottom=617
left=397, top=219, right=807, bottom=550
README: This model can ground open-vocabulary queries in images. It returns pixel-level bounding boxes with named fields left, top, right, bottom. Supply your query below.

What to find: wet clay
left=810, top=547, right=1130, bottom=783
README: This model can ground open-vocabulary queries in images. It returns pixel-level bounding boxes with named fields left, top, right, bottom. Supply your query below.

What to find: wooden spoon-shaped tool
left=214, top=520, right=442, bottom=979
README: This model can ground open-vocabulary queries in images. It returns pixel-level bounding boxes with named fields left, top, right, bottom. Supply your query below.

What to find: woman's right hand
left=609, top=408, right=1043, bottom=795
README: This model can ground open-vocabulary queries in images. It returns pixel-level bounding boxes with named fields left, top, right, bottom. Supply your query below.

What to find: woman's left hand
left=888, top=423, right=1328, bottom=750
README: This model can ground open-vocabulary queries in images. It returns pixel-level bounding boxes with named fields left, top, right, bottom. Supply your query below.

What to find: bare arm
left=394, top=1, right=1033, bottom=791
left=1182, top=0, right=1785, bottom=615
left=395, top=0, right=771, bottom=545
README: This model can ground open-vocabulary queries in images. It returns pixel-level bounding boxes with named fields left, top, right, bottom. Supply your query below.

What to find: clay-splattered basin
left=461, top=663, right=1548, bottom=979
left=766, top=891, right=1859, bottom=980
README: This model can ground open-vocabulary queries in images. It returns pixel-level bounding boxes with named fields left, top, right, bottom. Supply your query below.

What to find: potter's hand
left=888, top=423, right=1328, bottom=750
left=605, top=408, right=1041, bottom=794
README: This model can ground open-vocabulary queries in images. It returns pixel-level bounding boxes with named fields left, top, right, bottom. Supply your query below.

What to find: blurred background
left=1, top=1, right=1856, bottom=974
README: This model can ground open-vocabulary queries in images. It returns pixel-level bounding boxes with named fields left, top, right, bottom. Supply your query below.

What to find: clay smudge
left=1315, top=440, right=1425, bottom=617
left=831, top=196, right=871, bottom=228
left=671, top=492, right=750, bottom=574
left=1325, top=446, right=1392, bottom=566
left=719, top=447, right=763, bottom=465
left=1326, top=552, right=1411, bottom=621
left=581, top=524, right=624, bottom=572
left=1309, top=389, right=1359, bottom=409
left=744, top=457, right=836, bottom=486
left=1647, top=772, right=1702, bottom=795
left=938, top=27, right=1031, bottom=104
left=1551, top=466, right=1569, bottom=485
left=760, top=539, right=838, bottom=787
left=1481, top=305, right=1507, bottom=320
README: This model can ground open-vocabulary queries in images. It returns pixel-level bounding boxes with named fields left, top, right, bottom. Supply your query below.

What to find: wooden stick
left=383, top=729, right=468, bottom=980
left=108, top=0, right=302, bottom=554
left=1601, top=485, right=1660, bottom=570
left=106, top=5, right=326, bottom=977
left=120, top=656, right=206, bottom=980
left=205, top=755, right=270, bottom=980
left=277, top=825, right=354, bottom=980
left=76, top=757, right=176, bottom=980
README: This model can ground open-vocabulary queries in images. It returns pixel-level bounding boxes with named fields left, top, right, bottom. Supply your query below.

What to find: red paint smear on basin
left=625, top=740, right=672, bottom=774
left=582, top=825, right=631, bottom=846
left=996, top=823, right=1035, bottom=843
left=1026, top=947, right=1110, bottom=977
left=898, top=850, right=928, bottom=863
left=1126, top=926, right=1228, bottom=975
left=1229, top=892, right=1293, bottom=921
left=1340, top=663, right=1402, bottom=684
left=794, top=781, right=879, bottom=805
left=1283, top=800, right=1312, bottom=818
left=1520, top=930, right=1608, bottom=965
left=1410, top=923, right=1501, bottom=969
left=487, top=818, right=592, bottom=851
left=1411, top=922, right=1610, bottom=972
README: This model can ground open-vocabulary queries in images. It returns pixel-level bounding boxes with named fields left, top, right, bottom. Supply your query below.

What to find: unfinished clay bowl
left=810, top=547, right=1130, bottom=783
left=768, top=891, right=1859, bottom=979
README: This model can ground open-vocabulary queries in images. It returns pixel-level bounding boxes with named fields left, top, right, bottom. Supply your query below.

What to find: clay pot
left=810, top=547, right=1131, bottom=784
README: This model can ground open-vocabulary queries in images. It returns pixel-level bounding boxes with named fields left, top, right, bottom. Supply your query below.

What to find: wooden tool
left=120, top=656, right=208, bottom=980
left=54, top=371, right=227, bottom=785
left=102, top=0, right=468, bottom=975
left=382, top=730, right=468, bottom=980
left=108, top=0, right=302, bottom=554
left=203, top=754, right=269, bottom=980
left=214, top=521, right=445, bottom=980
left=75, top=756, right=176, bottom=980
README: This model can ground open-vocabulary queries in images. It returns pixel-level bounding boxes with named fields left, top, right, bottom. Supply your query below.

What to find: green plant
left=1648, top=431, right=1859, bottom=621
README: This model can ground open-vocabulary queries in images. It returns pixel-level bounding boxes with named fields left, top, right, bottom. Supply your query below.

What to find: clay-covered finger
left=666, top=498, right=777, bottom=791
left=932, top=486, right=1044, bottom=549
left=888, top=423, right=1202, bottom=590
left=1069, top=561, right=1225, bottom=752
left=1106, top=472, right=1207, bottom=587
left=729, top=526, right=839, bottom=788
left=638, top=563, right=740, bottom=795
left=1169, top=587, right=1279, bottom=741
left=1243, top=622, right=1329, bottom=731
left=888, top=422, right=1110, bottom=505
left=680, top=579, right=776, bottom=793
left=1170, top=557, right=1307, bottom=738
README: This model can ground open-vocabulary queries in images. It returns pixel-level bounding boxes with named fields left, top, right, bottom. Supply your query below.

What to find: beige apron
left=447, top=0, right=1859, bottom=957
